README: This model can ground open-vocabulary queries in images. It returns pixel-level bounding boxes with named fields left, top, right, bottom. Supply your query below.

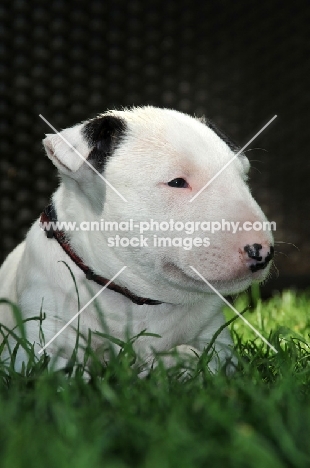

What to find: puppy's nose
left=244, top=243, right=274, bottom=272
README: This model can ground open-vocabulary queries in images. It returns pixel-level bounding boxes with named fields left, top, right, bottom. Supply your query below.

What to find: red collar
left=40, top=204, right=162, bottom=306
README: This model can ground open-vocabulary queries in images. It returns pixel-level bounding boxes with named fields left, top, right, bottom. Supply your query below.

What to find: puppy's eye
left=167, top=178, right=189, bottom=188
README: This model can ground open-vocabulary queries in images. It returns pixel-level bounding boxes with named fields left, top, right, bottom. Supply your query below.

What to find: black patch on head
left=203, top=118, right=240, bottom=153
left=82, top=115, right=127, bottom=172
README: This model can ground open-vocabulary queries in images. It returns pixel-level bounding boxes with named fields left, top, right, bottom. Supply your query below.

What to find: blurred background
left=0, top=0, right=309, bottom=294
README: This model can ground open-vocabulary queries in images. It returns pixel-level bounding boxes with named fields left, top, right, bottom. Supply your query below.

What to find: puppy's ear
left=82, top=115, right=127, bottom=172
left=43, top=123, right=90, bottom=174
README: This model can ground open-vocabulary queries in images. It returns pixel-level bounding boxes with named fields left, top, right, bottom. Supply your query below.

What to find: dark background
left=1, top=0, right=309, bottom=293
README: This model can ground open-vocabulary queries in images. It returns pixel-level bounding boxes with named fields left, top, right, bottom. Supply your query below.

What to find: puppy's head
left=43, top=107, right=274, bottom=299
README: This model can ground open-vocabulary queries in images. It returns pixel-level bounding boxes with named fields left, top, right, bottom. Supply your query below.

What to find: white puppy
left=0, top=107, right=274, bottom=373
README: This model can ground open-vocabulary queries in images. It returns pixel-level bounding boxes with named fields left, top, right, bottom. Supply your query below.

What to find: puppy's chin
left=212, top=265, right=272, bottom=295
left=162, top=261, right=270, bottom=296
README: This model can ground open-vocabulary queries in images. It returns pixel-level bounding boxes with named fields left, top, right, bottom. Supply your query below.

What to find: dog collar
left=40, top=204, right=162, bottom=306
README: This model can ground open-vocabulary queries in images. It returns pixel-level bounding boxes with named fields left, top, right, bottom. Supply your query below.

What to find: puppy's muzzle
left=244, top=243, right=274, bottom=272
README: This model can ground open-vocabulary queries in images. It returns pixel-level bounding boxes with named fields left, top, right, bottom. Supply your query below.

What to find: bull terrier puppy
left=0, top=107, right=274, bottom=374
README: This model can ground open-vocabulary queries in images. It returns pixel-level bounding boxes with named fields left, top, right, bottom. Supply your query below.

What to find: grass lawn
left=0, top=288, right=310, bottom=468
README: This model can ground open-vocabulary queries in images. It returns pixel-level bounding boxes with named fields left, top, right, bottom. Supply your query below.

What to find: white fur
left=0, top=106, right=273, bottom=374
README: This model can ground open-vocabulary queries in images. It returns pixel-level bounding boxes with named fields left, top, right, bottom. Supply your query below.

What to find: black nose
left=244, top=244, right=274, bottom=272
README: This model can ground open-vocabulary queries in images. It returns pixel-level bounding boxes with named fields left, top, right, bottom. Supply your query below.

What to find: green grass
left=1, top=289, right=310, bottom=468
